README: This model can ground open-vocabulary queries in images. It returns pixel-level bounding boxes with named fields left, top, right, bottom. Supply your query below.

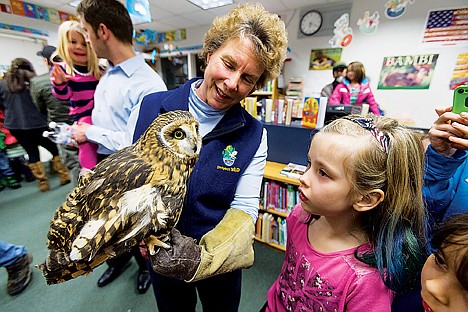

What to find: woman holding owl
left=133, top=3, right=288, bottom=311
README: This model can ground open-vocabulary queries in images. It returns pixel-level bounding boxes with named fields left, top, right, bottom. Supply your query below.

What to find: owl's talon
left=145, top=235, right=170, bottom=255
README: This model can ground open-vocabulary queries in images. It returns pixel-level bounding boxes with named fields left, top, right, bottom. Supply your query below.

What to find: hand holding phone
left=453, top=85, right=468, bottom=114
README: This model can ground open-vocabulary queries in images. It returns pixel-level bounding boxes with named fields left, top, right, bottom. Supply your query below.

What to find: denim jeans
left=0, top=240, right=26, bottom=267
left=0, top=151, right=15, bottom=178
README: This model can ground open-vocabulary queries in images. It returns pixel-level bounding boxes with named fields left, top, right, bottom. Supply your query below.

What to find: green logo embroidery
left=222, top=145, right=237, bottom=167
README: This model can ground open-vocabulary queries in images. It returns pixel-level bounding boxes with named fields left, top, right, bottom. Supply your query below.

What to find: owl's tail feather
left=70, top=213, right=123, bottom=262
left=37, top=251, right=109, bottom=285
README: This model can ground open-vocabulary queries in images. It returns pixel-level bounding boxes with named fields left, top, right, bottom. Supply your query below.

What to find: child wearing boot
left=0, top=240, right=32, bottom=296
left=0, top=58, right=70, bottom=191
left=0, top=109, right=21, bottom=190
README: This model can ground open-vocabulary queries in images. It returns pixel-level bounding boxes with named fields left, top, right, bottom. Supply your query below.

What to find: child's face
left=68, top=30, right=88, bottom=66
left=421, top=244, right=468, bottom=312
left=298, top=133, right=358, bottom=217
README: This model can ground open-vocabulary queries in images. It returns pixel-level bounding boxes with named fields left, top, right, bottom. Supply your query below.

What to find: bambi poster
left=377, top=54, right=439, bottom=89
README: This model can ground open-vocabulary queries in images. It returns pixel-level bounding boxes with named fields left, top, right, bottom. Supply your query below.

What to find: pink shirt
left=266, top=204, right=394, bottom=312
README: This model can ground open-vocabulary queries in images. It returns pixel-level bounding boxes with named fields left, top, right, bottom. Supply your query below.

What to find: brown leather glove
left=148, top=228, right=201, bottom=281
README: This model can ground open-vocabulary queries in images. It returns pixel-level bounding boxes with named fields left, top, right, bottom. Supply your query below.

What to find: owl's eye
left=173, top=129, right=186, bottom=140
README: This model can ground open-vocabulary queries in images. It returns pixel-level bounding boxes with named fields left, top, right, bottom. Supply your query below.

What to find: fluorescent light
left=187, top=0, right=233, bottom=10
left=68, top=0, right=80, bottom=8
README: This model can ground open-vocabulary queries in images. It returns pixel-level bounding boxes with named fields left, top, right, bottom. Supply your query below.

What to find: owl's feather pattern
left=38, top=110, right=201, bottom=284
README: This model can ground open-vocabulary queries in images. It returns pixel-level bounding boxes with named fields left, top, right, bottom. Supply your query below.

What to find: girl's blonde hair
left=55, top=20, right=101, bottom=80
left=199, top=3, right=288, bottom=91
left=321, top=114, right=427, bottom=292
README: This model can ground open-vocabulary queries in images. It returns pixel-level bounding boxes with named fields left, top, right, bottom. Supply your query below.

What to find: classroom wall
left=284, top=0, right=467, bottom=129
left=1, top=0, right=466, bottom=128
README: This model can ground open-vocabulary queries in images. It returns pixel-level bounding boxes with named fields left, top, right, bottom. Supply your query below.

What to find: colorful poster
left=378, top=54, right=439, bottom=89
left=450, top=53, right=468, bottom=90
left=0, top=3, right=12, bottom=14
left=10, top=0, right=25, bottom=16
left=23, top=2, right=38, bottom=18
left=36, top=5, right=49, bottom=21
left=47, top=8, right=60, bottom=24
left=309, top=48, right=343, bottom=70
left=422, top=8, right=468, bottom=46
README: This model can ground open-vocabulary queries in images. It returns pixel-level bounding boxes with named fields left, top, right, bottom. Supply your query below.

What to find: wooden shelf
left=259, top=205, right=288, bottom=218
left=251, top=91, right=273, bottom=96
left=264, top=161, right=301, bottom=186
left=254, top=237, right=286, bottom=252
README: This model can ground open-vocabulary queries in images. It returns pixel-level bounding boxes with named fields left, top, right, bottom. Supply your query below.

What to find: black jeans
left=149, top=263, right=242, bottom=312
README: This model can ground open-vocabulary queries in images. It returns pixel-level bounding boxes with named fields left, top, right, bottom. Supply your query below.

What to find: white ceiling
left=26, top=0, right=349, bottom=32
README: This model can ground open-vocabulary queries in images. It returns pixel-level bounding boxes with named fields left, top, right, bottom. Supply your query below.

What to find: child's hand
left=50, top=64, right=71, bottom=85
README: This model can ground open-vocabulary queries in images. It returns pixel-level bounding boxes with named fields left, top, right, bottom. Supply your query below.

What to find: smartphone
left=453, top=85, right=468, bottom=114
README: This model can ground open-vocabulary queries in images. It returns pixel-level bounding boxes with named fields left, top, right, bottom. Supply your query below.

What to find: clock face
left=300, top=10, right=323, bottom=36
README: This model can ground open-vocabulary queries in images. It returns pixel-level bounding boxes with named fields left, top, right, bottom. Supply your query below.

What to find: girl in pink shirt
left=50, top=21, right=102, bottom=170
left=264, top=115, right=427, bottom=311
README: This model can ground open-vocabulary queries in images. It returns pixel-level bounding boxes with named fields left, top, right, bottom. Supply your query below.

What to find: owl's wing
left=69, top=184, right=163, bottom=262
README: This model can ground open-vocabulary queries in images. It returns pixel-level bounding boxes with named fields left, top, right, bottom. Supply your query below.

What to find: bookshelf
left=255, top=161, right=301, bottom=252
left=252, top=78, right=278, bottom=100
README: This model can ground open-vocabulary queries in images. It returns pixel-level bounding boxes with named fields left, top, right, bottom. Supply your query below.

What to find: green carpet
left=0, top=172, right=284, bottom=311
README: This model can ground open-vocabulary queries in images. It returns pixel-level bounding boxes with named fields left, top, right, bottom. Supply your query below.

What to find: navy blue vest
left=134, top=79, right=263, bottom=240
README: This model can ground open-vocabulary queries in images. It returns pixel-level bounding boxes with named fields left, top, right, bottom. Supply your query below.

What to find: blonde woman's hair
left=54, top=20, right=101, bottom=80
left=199, top=3, right=288, bottom=91
left=321, top=114, right=427, bottom=292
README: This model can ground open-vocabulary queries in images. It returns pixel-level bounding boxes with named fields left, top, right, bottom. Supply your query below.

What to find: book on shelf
left=301, top=96, right=328, bottom=129
left=279, top=162, right=307, bottom=180
left=242, top=96, right=257, bottom=118
left=256, top=212, right=287, bottom=246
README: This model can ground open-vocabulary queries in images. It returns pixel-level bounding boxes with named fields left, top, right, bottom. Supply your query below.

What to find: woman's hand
left=429, top=106, right=468, bottom=157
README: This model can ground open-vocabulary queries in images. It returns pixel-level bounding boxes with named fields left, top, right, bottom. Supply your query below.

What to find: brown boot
left=51, top=156, right=71, bottom=185
left=6, top=253, right=32, bottom=296
left=28, top=161, right=50, bottom=192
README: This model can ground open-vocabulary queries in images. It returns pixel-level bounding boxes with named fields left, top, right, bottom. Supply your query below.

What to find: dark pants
left=149, top=263, right=242, bottom=312
left=106, top=246, right=147, bottom=272
left=9, top=128, right=59, bottom=163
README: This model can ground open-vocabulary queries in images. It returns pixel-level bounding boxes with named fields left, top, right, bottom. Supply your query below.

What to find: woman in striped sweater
left=50, top=20, right=102, bottom=171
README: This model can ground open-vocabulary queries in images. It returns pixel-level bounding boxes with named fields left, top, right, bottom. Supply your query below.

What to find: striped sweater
left=51, top=62, right=99, bottom=122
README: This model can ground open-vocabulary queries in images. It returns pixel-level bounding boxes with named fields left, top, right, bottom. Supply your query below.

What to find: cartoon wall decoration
left=127, top=0, right=151, bottom=25
left=378, top=54, right=438, bottom=89
left=329, top=13, right=353, bottom=48
left=357, top=11, right=380, bottom=35
left=384, top=0, right=415, bottom=19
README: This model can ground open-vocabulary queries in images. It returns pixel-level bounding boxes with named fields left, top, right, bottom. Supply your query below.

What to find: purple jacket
left=328, top=77, right=381, bottom=115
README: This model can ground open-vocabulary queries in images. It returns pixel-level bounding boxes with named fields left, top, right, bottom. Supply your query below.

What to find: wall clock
left=300, top=10, right=323, bottom=36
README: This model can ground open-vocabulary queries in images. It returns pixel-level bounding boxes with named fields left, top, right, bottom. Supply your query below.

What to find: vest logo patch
left=222, top=145, right=237, bottom=167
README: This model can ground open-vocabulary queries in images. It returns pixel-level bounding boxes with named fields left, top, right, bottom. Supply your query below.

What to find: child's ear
left=353, top=189, right=384, bottom=212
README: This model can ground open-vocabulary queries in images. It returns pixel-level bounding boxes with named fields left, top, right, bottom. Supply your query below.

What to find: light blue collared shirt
left=188, top=80, right=268, bottom=222
left=86, top=54, right=167, bottom=154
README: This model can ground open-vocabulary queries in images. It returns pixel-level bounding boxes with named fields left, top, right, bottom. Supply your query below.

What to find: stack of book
left=285, top=77, right=304, bottom=120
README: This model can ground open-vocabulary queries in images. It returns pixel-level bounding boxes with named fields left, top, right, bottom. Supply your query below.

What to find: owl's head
left=139, top=110, right=201, bottom=162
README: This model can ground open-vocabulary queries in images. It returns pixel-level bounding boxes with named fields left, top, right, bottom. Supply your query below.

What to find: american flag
left=422, top=8, right=468, bottom=45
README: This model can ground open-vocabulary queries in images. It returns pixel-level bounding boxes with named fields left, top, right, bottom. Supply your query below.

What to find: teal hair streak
left=372, top=219, right=427, bottom=293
